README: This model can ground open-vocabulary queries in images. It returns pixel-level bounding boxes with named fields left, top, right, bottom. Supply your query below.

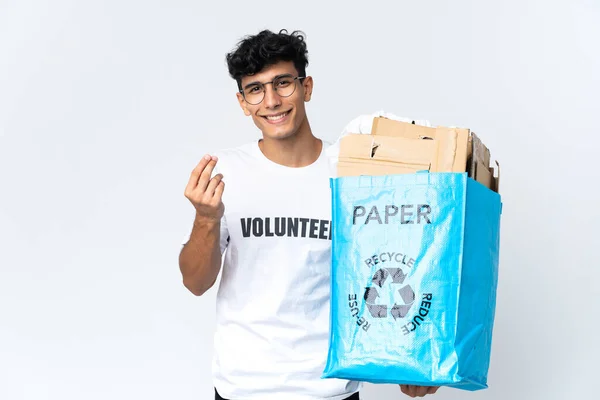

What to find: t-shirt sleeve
left=217, top=216, right=230, bottom=254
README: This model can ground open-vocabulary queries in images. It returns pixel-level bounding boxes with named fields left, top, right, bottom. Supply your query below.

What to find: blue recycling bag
left=323, top=172, right=502, bottom=390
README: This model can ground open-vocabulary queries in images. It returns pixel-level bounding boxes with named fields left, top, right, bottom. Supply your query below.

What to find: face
left=236, top=60, right=313, bottom=141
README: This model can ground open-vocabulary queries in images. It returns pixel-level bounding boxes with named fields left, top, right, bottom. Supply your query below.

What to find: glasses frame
left=240, top=75, right=306, bottom=105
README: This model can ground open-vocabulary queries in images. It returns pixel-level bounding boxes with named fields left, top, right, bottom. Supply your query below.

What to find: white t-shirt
left=184, top=140, right=362, bottom=400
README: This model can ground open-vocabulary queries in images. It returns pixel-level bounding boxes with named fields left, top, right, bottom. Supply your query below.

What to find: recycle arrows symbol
left=372, top=268, right=407, bottom=287
left=365, top=268, right=414, bottom=320
left=391, top=285, right=416, bottom=320
left=364, top=287, right=387, bottom=318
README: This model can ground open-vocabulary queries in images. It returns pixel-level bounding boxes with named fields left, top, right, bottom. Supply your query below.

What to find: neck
left=258, top=118, right=322, bottom=168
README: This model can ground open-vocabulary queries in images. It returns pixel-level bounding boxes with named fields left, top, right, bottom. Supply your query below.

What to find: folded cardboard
left=337, top=117, right=500, bottom=193
left=338, top=134, right=432, bottom=175
left=372, top=117, right=439, bottom=140
left=468, top=132, right=499, bottom=193
left=372, top=117, right=474, bottom=159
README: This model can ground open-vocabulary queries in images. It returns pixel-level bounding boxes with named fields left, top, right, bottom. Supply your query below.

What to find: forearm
left=179, top=215, right=223, bottom=296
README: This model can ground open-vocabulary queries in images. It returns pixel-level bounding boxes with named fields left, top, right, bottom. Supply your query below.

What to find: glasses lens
left=274, top=76, right=297, bottom=98
left=243, top=84, right=265, bottom=105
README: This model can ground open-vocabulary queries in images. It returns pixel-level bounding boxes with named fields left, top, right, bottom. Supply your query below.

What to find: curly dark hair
left=226, top=29, right=309, bottom=91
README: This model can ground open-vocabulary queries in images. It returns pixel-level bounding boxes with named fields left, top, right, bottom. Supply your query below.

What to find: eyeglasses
left=240, top=74, right=305, bottom=105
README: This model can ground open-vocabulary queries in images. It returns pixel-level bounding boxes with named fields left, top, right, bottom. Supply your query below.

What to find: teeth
left=266, top=112, right=288, bottom=121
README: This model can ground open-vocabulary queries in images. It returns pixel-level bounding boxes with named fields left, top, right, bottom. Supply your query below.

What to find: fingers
left=400, top=385, right=439, bottom=398
left=206, top=173, right=224, bottom=197
left=196, top=156, right=219, bottom=192
left=186, top=155, right=211, bottom=193
left=185, top=154, right=218, bottom=195
left=400, top=385, right=412, bottom=397
left=214, top=179, right=225, bottom=200
left=427, top=387, right=440, bottom=395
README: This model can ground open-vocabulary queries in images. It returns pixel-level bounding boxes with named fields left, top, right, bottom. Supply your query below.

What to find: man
left=179, top=29, right=439, bottom=400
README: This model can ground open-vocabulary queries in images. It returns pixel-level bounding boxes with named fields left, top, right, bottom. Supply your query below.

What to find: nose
left=262, top=83, right=282, bottom=109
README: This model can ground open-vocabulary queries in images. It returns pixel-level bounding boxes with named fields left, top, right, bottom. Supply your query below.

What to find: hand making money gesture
left=184, top=154, right=225, bottom=222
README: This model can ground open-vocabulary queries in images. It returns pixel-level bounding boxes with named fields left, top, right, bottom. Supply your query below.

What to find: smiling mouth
left=262, top=110, right=290, bottom=122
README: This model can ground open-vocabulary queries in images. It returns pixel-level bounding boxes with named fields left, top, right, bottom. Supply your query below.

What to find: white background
left=1, top=1, right=598, bottom=399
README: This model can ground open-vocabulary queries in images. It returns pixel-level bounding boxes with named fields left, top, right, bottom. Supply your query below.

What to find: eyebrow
left=242, top=74, right=294, bottom=90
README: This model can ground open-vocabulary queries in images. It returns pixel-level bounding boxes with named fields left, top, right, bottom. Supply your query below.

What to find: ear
left=302, top=76, right=313, bottom=102
left=236, top=92, right=251, bottom=116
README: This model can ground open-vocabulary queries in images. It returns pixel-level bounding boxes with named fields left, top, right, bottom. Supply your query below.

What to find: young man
left=179, top=29, right=439, bottom=400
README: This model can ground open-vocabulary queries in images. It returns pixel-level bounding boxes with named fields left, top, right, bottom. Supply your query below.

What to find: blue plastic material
left=323, top=172, right=502, bottom=391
